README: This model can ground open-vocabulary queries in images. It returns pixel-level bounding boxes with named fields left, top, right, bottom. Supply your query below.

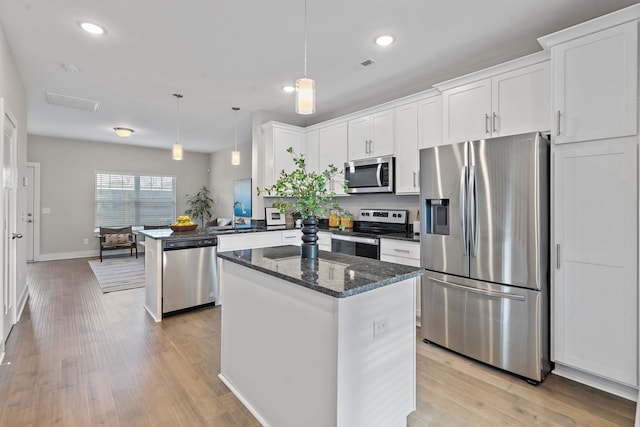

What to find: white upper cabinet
left=348, top=109, right=394, bottom=160
left=318, top=122, right=348, bottom=196
left=260, top=121, right=306, bottom=188
left=394, top=102, right=420, bottom=194
left=441, top=78, right=492, bottom=143
left=418, top=95, right=442, bottom=150
left=548, top=21, right=638, bottom=144
left=305, top=129, right=320, bottom=174
left=438, top=55, right=550, bottom=144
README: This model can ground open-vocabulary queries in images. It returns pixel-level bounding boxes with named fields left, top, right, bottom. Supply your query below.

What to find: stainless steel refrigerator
left=419, top=132, right=551, bottom=383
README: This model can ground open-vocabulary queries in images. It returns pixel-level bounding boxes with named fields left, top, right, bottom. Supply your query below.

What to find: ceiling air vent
left=360, top=58, right=377, bottom=67
left=45, top=92, right=100, bottom=112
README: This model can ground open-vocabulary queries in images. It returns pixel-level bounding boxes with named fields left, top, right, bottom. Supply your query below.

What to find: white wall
left=27, top=135, right=210, bottom=260
left=209, top=142, right=252, bottom=219
left=0, top=23, right=28, bottom=323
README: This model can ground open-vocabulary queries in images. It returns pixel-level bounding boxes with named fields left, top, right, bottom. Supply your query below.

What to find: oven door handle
left=331, top=234, right=379, bottom=245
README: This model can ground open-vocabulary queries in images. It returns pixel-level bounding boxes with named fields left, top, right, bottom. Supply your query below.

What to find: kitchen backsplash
left=264, top=193, right=420, bottom=221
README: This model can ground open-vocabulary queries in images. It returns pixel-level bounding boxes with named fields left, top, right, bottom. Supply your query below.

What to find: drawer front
left=281, top=230, right=302, bottom=246
left=380, top=239, right=420, bottom=261
left=218, top=232, right=282, bottom=251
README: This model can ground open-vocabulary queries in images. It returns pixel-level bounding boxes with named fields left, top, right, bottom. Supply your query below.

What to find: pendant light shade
left=172, top=142, right=183, bottom=161
left=295, top=77, right=315, bottom=114
left=231, top=107, right=240, bottom=165
left=295, top=0, right=315, bottom=115
left=172, top=93, right=184, bottom=161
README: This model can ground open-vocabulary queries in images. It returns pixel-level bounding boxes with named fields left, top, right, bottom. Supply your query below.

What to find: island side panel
left=336, top=278, right=416, bottom=427
left=219, top=259, right=339, bottom=427
left=143, top=236, right=163, bottom=322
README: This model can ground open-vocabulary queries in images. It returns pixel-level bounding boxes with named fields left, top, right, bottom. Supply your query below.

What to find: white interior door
left=1, top=99, right=18, bottom=345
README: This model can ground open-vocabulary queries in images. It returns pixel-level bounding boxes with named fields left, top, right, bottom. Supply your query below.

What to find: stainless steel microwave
left=344, top=156, right=395, bottom=193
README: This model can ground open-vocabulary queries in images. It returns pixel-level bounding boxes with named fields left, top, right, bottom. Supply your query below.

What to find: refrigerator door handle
left=428, top=277, right=526, bottom=301
left=469, top=165, right=478, bottom=257
left=460, top=166, right=468, bottom=255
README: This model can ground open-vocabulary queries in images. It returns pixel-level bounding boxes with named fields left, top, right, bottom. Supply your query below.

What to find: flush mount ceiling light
left=113, top=127, right=134, bottom=138
left=172, top=93, right=183, bottom=161
left=282, top=85, right=295, bottom=93
left=79, top=21, right=106, bottom=35
left=375, top=34, right=394, bottom=47
left=231, top=107, right=241, bottom=166
left=295, top=0, right=315, bottom=114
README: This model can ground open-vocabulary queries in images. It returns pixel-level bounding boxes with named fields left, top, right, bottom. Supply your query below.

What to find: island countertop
left=217, top=245, right=425, bottom=298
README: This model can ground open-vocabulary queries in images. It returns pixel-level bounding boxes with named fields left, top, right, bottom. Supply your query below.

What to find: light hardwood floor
left=0, top=258, right=635, bottom=426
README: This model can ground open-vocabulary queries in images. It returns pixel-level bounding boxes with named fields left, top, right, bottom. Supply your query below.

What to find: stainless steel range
left=330, top=209, right=409, bottom=259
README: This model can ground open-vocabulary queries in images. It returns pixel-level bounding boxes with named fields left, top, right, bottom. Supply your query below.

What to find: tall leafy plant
left=257, top=147, right=345, bottom=218
left=185, top=186, right=215, bottom=227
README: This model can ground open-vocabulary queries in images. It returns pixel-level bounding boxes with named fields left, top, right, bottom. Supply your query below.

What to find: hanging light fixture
left=231, top=107, right=241, bottom=165
left=295, top=0, right=315, bottom=114
left=172, top=93, right=183, bottom=160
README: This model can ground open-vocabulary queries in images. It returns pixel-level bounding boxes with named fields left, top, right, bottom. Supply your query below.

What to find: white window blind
left=95, top=172, right=176, bottom=227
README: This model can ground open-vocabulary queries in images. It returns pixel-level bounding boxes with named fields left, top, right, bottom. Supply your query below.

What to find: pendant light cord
left=174, top=93, right=183, bottom=143
left=303, top=0, right=308, bottom=78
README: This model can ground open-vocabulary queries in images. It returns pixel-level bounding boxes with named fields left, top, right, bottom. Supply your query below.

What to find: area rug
left=88, top=257, right=145, bottom=293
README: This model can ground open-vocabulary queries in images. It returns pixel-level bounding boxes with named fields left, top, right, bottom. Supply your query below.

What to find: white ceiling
left=0, top=0, right=637, bottom=154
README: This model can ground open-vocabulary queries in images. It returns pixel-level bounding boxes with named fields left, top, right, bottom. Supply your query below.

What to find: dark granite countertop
left=138, top=224, right=420, bottom=243
left=138, top=225, right=301, bottom=241
left=217, top=245, right=425, bottom=298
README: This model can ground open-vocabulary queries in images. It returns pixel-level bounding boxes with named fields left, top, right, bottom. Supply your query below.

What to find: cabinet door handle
left=556, top=110, right=561, bottom=136
left=492, top=112, right=497, bottom=133
left=556, top=243, right=561, bottom=269
left=393, top=248, right=411, bottom=253
left=413, top=171, right=417, bottom=187
left=485, top=114, right=490, bottom=134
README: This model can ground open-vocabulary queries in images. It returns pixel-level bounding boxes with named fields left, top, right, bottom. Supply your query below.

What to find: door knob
left=12, top=233, right=23, bottom=239
left=27, top=219, right=33, bottom=223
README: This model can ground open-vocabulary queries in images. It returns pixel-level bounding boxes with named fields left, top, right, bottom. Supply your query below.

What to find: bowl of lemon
left=170, top=215, right=198, bottom=232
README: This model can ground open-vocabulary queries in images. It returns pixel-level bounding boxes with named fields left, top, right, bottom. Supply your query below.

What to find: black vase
left=300, top=215, right=319, bottom=259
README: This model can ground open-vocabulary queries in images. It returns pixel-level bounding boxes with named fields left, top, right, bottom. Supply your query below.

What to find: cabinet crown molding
left=538, top=3, right=640, bottom=49
left=433, top=51, right=549, bottom=93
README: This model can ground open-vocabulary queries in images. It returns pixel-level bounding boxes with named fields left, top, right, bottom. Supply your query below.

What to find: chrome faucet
left=233, top=200, right=247, bottom=226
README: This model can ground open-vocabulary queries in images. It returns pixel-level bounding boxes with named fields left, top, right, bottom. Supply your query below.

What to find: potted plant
left=257, top=147, right=346, bottom=258
left=185, top=186, right=215, bottom=228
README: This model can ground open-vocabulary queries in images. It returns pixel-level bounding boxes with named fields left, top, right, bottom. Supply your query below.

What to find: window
left=95, top=172, right=176, bottom=227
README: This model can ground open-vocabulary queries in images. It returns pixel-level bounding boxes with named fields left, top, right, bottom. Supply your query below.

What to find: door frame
left=26, top=162, right=40, bottom=262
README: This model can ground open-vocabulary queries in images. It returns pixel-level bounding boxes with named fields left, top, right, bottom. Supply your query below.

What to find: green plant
left=185, top=186, right=215, bottom=227
left=257, top=147, right=346, bottom=218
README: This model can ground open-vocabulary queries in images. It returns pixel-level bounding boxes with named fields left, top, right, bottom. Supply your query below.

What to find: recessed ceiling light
left=79, top=22, right=106, bottom=35
left=114, top=127, right=134, bottom=138
left=282, top=85, right=295, bottom=93
left=375, top=35, right=394, bottom=47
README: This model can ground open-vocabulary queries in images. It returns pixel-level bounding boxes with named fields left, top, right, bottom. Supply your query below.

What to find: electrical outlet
left=373, top=318, right=390, bottom=337
left=83, top=238, right=89, bottom=245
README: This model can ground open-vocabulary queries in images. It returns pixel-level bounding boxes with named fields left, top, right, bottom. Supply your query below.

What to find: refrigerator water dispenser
left=426, top=199, right=449, bottom=235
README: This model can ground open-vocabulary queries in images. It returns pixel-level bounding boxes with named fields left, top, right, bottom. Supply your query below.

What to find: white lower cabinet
left=552, top=139, right=638, bottom=391
left=317, top=231, right=332, bottom=252
left=380, top=238, right=421, bottom=326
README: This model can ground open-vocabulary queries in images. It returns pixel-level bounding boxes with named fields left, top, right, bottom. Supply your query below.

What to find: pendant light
left=231, top=107, right=241, bottom=165
left=172, top=93, right=183, bottom=160
left=295, top=0, right=315, bottom=114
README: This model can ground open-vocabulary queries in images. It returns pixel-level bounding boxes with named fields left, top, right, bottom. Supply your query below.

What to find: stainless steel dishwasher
left=162, top=237, right=217, bottom=315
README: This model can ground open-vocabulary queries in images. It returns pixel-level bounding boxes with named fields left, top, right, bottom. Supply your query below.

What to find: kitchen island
left=217, top=246, right=425, bottom=427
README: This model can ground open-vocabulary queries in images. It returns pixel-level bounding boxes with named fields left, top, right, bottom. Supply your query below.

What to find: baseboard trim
left=16, top=286, right=28, bottom=321
left=218, top=373, right=271, bottom=427
left=553, top=363, right=638, bottom=401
